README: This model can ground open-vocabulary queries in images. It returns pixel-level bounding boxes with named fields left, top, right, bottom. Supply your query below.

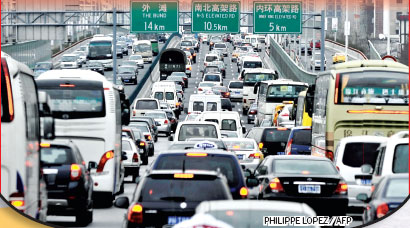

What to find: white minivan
left=187, top=94, right=222, bottom=114
left=169, top=121, right=221, bottom=142
left=151, top=81, right=179, bottom=113
left=238, top=56, right=263, bottom=73
left=197, top=111, right=246, bottom=138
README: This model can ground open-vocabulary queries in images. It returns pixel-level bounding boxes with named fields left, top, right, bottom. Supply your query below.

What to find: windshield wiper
left=160, top=196, right=186, bottom=202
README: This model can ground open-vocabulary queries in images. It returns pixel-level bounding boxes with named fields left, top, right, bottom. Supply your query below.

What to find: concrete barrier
left=325, top=39, right=368, bottom=60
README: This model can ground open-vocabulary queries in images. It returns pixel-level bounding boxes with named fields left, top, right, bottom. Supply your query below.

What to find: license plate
left=236, top=154, right=243, bottom=160
left=167, top=216, right=190, bottom=225
left=235, top=91, right=240, bottom=94
left=43, top=168, right=58, bottom=174
left=298, top=184, right=321, bottom=194
left=124, top=80, right=129, bottom=82
left=360, top=179, right=372, bottom=185
left=277, top=152, right=285, bottom=155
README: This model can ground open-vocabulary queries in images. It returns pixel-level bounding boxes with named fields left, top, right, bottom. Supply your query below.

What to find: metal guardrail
left=128, top=33, right=182, bottom=103
left=368, top=40, right=382, bottom=60
left=268, top=35, right=317, bottom=84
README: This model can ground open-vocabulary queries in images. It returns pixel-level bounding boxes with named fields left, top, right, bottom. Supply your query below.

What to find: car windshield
left=154, top=155, right=239, bottom=187
left=342, top=142, right=381, bottom=168
left=273, top=159, right=338, bottom=175
left=130, top=55, right=142, bottom=60
left=61, top=56, right=77, bottom=62
left=129, top=124, right=149, bottom=133
left=339, top=71, right=409, bottom=104
left=384, top=178, right=409, bottom=198
left=35, top=63, right=51, bottom=69
left=229, top=82, right=243, bottom=89
left=145, top=112, right=167, bottom=119
left=206, top=56, right=218, bottom=62
left=40, top=146, right=73, bottom=165
left=139, top=176, right=228, bottom=202
left=224, top=141, right=255, bottom=150
left=122, top=140, right=132, bottom=151
left=118, top=67, right=134, bottom=74
left=135, top=100, right=158, bottom=109
left=181, top=41, right=193, bottom=46
left=204, top=75, right=220, bottom=82
left=393, top=144, right=409, bottom=173
left=178, top=124, right=218, bottom=141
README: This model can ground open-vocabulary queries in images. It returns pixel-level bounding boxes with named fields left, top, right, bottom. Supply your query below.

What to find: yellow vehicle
left=273, top=104, right=285, bottom=126
left=294, top=88, right=314, bottom=127
left=311, top=60, right=409, bottom=161
left=332, top=53, right=346, bottom=64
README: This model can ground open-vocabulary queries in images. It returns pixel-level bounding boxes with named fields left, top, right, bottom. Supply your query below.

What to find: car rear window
left=41, top=146, right=74, bottom=165
left=342, top=143, right=381, bottom=168
left=122, top=140, right=133, bottom=151
left=204, top=74, right=220, bottom=82
left=145, top=112, right=167, bottom=119
left=166, top=92, right=174, bottom=100
left=384, top=178, right=409, bottom=198
left=140, top=176, right=228, bottom=202
left=229, top=82, right=243, bottom=89
left=263, top=129, right=291, bottom=142
left=178, top=124, right=218, bottom=141
left=136, top=100, right=158, bottom=109
left=273, top=159, right=338, bottom=175
left=292, top=129, right=312, bottom=146
left=214, top=44, right=227, bottom=48
left=207, top=102, right=218, bottom=111
left=393, top=144, right=409, bottom=173
left=154, top=155, right=239, bottom=187
left=221, top=119, right=237, bottom=131
left=206, top=56, right=218, bottom=62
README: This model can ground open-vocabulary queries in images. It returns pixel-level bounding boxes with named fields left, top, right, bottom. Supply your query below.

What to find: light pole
left=344, top=0, right=349, bottom=61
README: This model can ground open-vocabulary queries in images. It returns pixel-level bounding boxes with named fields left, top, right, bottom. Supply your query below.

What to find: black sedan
left=114, top=170, right=231, bottom=228
left=247, top=155, right=348, bottom=216
left=358, top=173, right=409, bottom=223
left=118, top=66, right=138, bottom=85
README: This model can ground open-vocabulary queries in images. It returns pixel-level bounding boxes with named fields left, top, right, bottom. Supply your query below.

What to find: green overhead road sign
left=131, top=1, right=178, bottom=33
left=192, top=1, right=240, bottom=33
left=254, top=2, right=302, bottom=34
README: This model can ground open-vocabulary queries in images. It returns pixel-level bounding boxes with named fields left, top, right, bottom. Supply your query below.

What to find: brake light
left=249, top=110, right=256, bottom=114
left=9, top=192, right=25, bottom=211
left=145, top=135, right=152, bottom=141
left=376, top=203, right=389, bottom=218
left=128, top=203, right=143, bottom=223
left=326, top=150, right=334, bottom=161
left=258, top=142, right=264, bottom=149
left=97, top=151, right=114, bottom=172
left=239, top=187, right=248, bottom=198
left=334, top=73, right=340, bottom=104
left=132, top=153, right=139, bottom=163
left=133, top=110, right=137, bottom=116
left=281, top=113, right=289, bottom=117
left=186, top=153, right=208, bottom=157
left=334, top=181, right=348, bottom=194
left=60, top=84, right=76, bottom=87
left=269, top=178, right=284, bottom=193
left=176, top=102, right=180, bottom=107
left=1, top=58, right=14, bottom=121
left=277, top=128, right=288, bottom=131
left=198, top=88, right=203, bottom=91
left=285, top=139, right=292, bottom=155
left=174, top=173, right=194, bottom=178
left=164, top=119, right=169, bottom=124
left=249, top=153, right=261, bottom=158
left=188, top=67, right=192, bottom=71
left=225, top=92, right=230, bottom=96
left=70, top=164, right=82, bottom=181
left=243, top=99, right=247, bottom=103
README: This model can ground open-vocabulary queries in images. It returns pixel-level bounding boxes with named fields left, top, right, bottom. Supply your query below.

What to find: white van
left=244, top=35, right=259, bottom=52
left=131, top=98, right=160, bottom=117
left=151, top=82, right=179, bottom=113
left=170, top=121, right=221, bottom=142
left=188, top=94, right=221, bottom=114
left=334, top=136, right=388, bottom=209
left=238, top=56, right=263, bottom=73
left=1, top=52, right=54, bottom=221
left=204, top=53, right=219, bottom=67
left=197, top=111, right=246, bottom=138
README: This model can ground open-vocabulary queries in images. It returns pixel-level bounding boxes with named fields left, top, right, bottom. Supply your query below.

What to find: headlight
left=132, top=76, right=136, bottom=79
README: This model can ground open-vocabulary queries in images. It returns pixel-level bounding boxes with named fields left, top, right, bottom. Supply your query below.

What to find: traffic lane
left=290, top=44, right=336, bottom=72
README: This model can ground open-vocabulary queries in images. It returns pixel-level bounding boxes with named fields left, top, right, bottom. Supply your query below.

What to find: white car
left=129, top=55, right=144, bottom=68
left=203, top=73, right=223, bottom=86
left=228, top=81, right=243, bottom=100
left=310, top=52, right=327, bottom=71
left=222, top=138, right=261, bottom=171
left=204, top=53, right=219, bottom=67
left=334, top=136, right=388, bottom=209
left=186, top=58, right=192, bottom=77
left=197, top=82, right=215, bottom=94
left=60, top=54, right=80, bottom=69
left=121, top=137, right=141, bottom=182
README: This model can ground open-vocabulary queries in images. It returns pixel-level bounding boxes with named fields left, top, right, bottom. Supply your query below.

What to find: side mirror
left=356, top=193, right=370, bottom=203
left=88, top=161, right=98, bottom=171
left=114, top=197, right=130, bottom=209
left=246, top=177, right=259, bottom=187
left=168, top=135, right=174, bottom=141
left=361, top=164, right=373, bottom=174
left=121, top=151, right=128, bottom=161
left=243, top=168, right=252, bottom=177
left=253, top=82, right=261, bottom=95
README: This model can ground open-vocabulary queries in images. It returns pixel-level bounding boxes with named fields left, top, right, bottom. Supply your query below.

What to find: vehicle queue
left=1, top=31, right=409, bottom=228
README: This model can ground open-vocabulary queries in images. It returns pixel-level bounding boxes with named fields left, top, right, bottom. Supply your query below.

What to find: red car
left=310, top=40, right=321, bottom=49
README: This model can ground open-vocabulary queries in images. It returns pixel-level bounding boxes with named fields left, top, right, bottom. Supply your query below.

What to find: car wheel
left=143, top=155, right=148, bottom=165
left=247, top=119, right=251, bottom=124
left=76, top=207, right=93, bottom=226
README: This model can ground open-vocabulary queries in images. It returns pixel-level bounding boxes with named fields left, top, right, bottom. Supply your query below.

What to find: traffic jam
left=2, top=13, right=410, bottom=228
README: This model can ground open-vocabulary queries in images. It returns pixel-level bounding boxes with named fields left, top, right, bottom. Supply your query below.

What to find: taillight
left=133, top=110, right=137, bottom=116
left=171, top=119, right=176, bottom=123
left=225, top=92, right=230, bottom=96
left=249, top=153, right=261, bottom=158
left=1, top=58, right=14, bottom=121
left=164, top=119, right=169, bottom=124
left=258, top=142, right=264, bottom=150
left=128, top=203, right=143, bottom=223
left=326, top=151, right=334, bottom=161
left=334, top=181, right=348, bottom=194
left=243, top=99, right=247, bottom=103
left=97, top=151, right=114, bottom=172
left=70, top=164, right=82, bottom=181
left=9, top=192, right=25, bottom=211
left=281, top=113, right=289, bottom=117
left=132, top=153, right=139, bottom=163
left=239, top=187, right=248, bottom=199
left=249, top=110, right=256, bottom=114
left=198, top=88, right=203, bottom=91
left=376, top=203, right=389, bottom=218
left=285, top=139, right=293, bottom=155
left=139, top=141, right=146, bottom=147
left=269, top=178, right=284, bottom=193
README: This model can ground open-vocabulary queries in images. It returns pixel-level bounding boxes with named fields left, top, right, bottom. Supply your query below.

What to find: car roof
left=339, top=135, right=388, bottom=144
left=268, top=155, right=332, bottom=162
left=160, top=150, right=234, bottom=156
left=148, top=169, right=222, bottom=177
left=222, top=138, right=255, bottom=143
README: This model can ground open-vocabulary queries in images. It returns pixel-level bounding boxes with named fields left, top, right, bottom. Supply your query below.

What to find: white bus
left=88, top=36, right=114, bottom=70
left=253, top=79, right=308, bottom=126
left=36, top=70, right=124, bottom=206
left=1, top=52, right=54, bottom=221
left=239, top=68, right=278, bottom=114
left=132, top=40, right=153, bottom=63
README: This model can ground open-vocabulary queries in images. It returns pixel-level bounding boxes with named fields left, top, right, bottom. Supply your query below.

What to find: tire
left=132, top=169, right=140, bottom=182
left=76, top=207, right=93, bottom=226
left=142, top=155, right=148, bottom=165
left=242, top=108, right=247, bottom=115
